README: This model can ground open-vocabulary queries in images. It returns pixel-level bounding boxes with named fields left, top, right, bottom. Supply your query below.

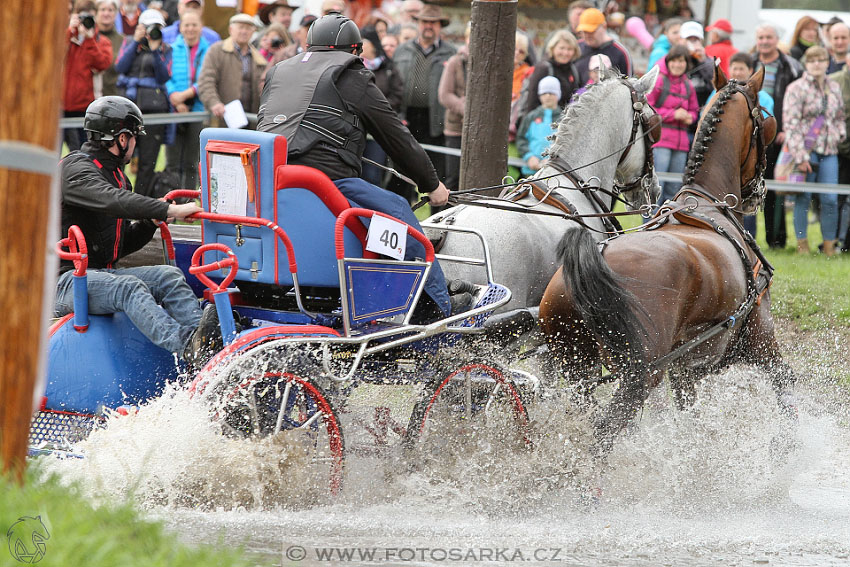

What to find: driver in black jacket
left=56, top=96, right=219, bottom=367
left=258, top=13, right=472, bottom=321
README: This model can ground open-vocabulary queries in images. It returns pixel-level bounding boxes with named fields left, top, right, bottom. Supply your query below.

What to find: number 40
left=379, top=229, right=399, bottom=249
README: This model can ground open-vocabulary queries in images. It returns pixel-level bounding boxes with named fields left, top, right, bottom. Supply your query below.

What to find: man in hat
left=257, top=0, right=294, bottom=38
left=161, top=0, right=220, bottom=45
left=197, top=13, right=267, bottom=126
left=574, top=8, right=631, bottom=85
left=392, top=4, right=456, bottom=195
left=704, top=18, right=737, bottom=75
left=258, top=13, right=475, bottom=320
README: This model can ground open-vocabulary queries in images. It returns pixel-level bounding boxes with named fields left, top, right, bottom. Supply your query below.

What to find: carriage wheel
left=404, top=362, right=531, bottom=471
left=215, top=365, right=345, bottom=495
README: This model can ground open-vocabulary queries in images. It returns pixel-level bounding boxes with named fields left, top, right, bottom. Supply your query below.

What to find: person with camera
left=257, top=23, right=289, bottom=61
left=165, top=10, right=209, bottom=191
left=63, top=0, right=115, bottom=151
left=116, top=9, right=173, bottom=197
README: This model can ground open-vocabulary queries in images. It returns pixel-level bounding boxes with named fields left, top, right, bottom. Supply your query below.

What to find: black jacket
left=259, top=50, right=440, bottom=192
left=59, top=142, right=169, bottom=273
left=523, top=58, right=580, bottom=115
left=754, top=52, right=803, bottom=133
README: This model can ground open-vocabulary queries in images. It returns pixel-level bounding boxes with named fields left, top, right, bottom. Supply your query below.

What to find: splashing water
left=43, top=364, right=850, bottom=566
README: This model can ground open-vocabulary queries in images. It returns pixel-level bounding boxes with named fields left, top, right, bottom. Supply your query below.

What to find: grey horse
left=425, top=66, right=662, bottom=315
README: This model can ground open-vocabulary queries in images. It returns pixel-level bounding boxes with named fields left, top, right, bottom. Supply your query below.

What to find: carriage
left=32, top=128, right=537, bottom=492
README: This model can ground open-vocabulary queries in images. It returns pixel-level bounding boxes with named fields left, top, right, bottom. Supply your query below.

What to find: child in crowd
left=571, top=53, right=612, bottom=100
left=517, top=76, right=564, bottom=176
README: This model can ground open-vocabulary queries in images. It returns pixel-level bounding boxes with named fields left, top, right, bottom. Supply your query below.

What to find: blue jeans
left=334, top=177, right=451, bottom=317
left=793, top=152, right=839, bottom=241
left=55, top=265, right=203, bottom=354
left=654, top=147, right=689, bottom=204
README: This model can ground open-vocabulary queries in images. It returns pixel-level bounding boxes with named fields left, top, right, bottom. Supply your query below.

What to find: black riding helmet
left=306, top=13, right=362, bottom=54
left=84, top=96, right=146, bottom=142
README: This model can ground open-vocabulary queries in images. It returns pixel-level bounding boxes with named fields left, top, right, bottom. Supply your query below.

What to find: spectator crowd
left=63, top=0, right=850, bottom=255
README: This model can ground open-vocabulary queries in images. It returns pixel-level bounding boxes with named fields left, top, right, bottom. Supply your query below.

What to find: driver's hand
left=428, top=182, right=450, bottom=206
left=166, top=202, right=203, bottom=222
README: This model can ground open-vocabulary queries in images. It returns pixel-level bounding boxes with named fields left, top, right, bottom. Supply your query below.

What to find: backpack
left=510, top=61, right=552, bottom=142
left=654, top=74, right=692, bottom=108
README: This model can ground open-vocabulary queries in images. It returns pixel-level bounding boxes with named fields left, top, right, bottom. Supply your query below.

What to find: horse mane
left=683, top=79, right=745, bottom=186
left=545, top=70, right=623, bottom=160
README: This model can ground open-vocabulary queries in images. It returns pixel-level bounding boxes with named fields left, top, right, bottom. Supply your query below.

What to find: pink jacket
left=646, top=57, right=699, bottom=152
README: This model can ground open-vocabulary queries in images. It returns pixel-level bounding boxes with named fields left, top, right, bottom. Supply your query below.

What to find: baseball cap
left=679, top=21, right=704, bottom=40
left=229, top=13, right=257, bottom=26
left=139, top=9, right=166, bottom=27
left=180, top=0, right=204, bottom=6
left=538, top=76, right=562, bottom=98
left=576, top=8, right=605, bottom=33
left=706, top=18, right=732, bottom=34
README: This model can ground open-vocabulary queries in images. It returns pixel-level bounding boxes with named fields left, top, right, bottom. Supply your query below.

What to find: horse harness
left=443, top=77, right=662, bottom=237
left=625, top=186, right=774, bottom=374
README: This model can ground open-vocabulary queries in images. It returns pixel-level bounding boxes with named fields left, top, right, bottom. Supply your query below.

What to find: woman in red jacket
left=63, top=0, right=114, bottom=151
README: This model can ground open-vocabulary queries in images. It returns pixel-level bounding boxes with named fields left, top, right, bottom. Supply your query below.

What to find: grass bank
left=0, top=468, right=258, bottom=567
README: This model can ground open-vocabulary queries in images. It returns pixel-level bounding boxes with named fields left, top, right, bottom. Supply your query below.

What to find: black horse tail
left=557, top=228, right=648, bottom=372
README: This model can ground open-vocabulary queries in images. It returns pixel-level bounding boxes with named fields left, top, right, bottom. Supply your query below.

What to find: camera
left=147, top=24, right=163, bottom=41
left=270, top=37, right=285, bottom=48
left=79, top=11, right=95, bottom=30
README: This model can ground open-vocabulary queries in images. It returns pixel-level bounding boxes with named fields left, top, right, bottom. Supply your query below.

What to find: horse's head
left=545, top=65, right=661, bottom=212
left=686, top=65, right=777, bottom=213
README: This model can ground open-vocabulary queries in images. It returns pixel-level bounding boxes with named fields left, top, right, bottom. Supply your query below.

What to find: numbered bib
left=365, top=214, right=407, bottom=261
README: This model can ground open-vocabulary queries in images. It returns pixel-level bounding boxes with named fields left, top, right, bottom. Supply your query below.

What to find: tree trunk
left=0, top=2, right=67, bottom=482
left=459, top=0, right=517, bottom=196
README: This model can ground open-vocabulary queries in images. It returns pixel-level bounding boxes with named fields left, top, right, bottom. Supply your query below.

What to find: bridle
left=613, top=76, right=662, bottom=211
left=546, top=75, right=661, bottom=214
left=728, top=81, right=771, bottom=214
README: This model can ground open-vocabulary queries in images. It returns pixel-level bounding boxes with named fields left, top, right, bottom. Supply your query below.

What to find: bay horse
left=425, top=66, right=662, bottom=314
left=539, top=66, right=796, bottom=455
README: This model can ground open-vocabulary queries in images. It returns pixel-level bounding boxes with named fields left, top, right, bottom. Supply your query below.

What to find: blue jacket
left=647, top=35, right=672, bottom=71
left=166, top=35, right=210, bottom=112
left=162, top=21, right=220, bottom=47
left=516, top=105, right=562, bottom=176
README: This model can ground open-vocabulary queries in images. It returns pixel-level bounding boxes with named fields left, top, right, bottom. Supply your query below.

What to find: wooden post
left=459, top=0, right=517, bottom=195
left=0, top=2, right=66, bottom=482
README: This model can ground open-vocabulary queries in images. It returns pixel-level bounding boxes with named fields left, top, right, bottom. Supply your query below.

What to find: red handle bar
left=189, top=243, right=238, bottom=292
left=56, top=225, right=88, bottom=276
left=334, top=208, right=434, bottom=262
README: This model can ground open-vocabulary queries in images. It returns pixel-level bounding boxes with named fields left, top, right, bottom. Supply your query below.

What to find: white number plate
left=365, top=214, right=407, bottom=261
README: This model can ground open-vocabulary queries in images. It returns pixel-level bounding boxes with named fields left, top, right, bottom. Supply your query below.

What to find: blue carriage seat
left=198, top=128, right=369, bottom=292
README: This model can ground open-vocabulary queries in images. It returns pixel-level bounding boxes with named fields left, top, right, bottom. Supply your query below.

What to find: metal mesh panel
left=29, top=410, right=102, bottom=450
left=455, top=283, right=510, bottom=328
